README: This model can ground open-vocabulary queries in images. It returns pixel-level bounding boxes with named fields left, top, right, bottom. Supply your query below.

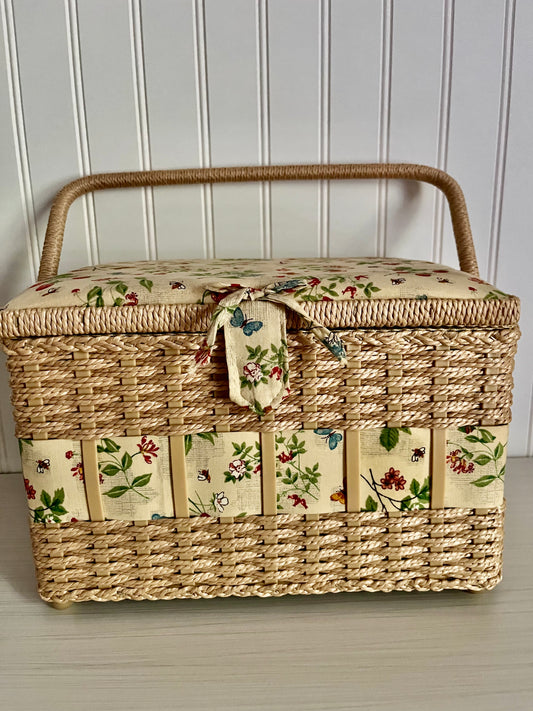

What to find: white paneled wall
left=0, top=0, right=531, bottom=470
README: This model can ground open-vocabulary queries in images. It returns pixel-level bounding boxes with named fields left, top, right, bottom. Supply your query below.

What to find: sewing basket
left=0, top=164, right=520, bottom=607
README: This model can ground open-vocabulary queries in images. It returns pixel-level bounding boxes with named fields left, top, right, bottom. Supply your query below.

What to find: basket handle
left=38, top=163, right=479, bottom=280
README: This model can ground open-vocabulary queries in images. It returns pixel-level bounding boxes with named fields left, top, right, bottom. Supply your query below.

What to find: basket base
left=48, top=601, right=74, bottom=610
left=30, top=507, right=504, bottom=604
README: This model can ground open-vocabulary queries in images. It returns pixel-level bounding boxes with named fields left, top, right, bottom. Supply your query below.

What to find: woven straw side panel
left=5, top=326, right=519, bottom=440
left=30, top=507, right=504, bottom=603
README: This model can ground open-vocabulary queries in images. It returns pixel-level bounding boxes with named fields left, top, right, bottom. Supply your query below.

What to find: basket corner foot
left=48, top=600, right=74, bottom=610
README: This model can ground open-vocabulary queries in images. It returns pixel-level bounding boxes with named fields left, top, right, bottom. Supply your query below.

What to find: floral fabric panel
left=275, top=429, right=345, bottom=514
left=18, top=425, right=508, bottom=523
left=196, top=287, right=347, bottom=413
left=222, top=301, right=289, bottom=415
left=359, top=428, right=431, bottom=513
left=97, top=436, right=173, bottom=521
left=19, top=438, right=89, bottom=523
left=185, top=432, right=262, bottom=518
left=5, top=257, right=511, bottom=311
left=444, top=426, right=507, bottom=508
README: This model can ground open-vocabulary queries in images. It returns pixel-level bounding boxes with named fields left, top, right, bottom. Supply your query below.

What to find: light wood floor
left=1, top=459, right=532, bottom=711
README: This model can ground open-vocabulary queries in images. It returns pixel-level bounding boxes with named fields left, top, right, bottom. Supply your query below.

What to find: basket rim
left=0, top=295, right=520, bottom=339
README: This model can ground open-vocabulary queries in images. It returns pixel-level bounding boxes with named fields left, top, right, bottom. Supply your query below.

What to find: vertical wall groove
left=193, top=0, right=214, bottom=259
left=487, top=0, right=515, bottom=284
left=256, top=0, right=272, bottom=259
left=1, top=0, right=39, bottom=281
left=376, top=0, right=393, bottom=257
left=130, top=0, right=157, bottom=261
left=64, top=0, right=99, bottom=266
left=318, top=0, right=331, bottom=258
left=433, top=0, right=454, bottom=265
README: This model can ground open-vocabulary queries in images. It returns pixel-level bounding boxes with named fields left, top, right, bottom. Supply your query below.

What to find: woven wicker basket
left=0, top=164, right=520, bottom=607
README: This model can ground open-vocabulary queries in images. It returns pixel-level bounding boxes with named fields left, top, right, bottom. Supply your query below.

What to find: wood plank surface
left=0, top=459, right=531, bottom=710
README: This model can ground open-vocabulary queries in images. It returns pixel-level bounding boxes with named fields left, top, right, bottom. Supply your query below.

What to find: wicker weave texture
left=5, top=326, right=519, bottom=440
left=30, top=506, right=504, bottom=603
left=0, top=297, right=520, bottom=339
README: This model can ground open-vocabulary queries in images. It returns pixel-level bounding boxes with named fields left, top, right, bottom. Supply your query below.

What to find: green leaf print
left=474, top=454, right=492, bottom=466
left=184, top=432, right=218, bottom=456
left=86, top=286, right=102, bottom=303
left=18, top=438, right=33, bottom=454
left=364, top=495, right=378, bottom=512
left=471, top=475, right=497, bottom=488
left=223, top=441, right=261, bottom=484
left=103, top=486, right=131, bottom=498
left=494, top=443, right=504, bottom=460
left=101, top=463, right=120, bottom=476
left=139, top=278, right=153, bottom=292
left=197, top=432, right=219, bottom=445
left=447, top=426, right=507, bottom=490
left=30, top=487, right=66, bottom=523
left=97, top=438, right=121, bottom=454
left=379, top=427, right=412, bottom=452
left=99, top=438, right=157, bottom=500
left=379, top=428, right=399, bottom=451
left=132, top=473, right=152, bottom=488
left=275, top=433, right=321, bottom=509
left=361, top=470, right=429, bottom=512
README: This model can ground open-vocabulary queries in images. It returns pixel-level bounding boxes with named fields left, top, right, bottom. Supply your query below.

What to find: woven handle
left=38, top=163, right=479, bottom=280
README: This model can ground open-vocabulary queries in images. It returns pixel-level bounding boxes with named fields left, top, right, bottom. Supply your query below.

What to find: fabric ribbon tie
left=194, top=280, right=347, bottom=416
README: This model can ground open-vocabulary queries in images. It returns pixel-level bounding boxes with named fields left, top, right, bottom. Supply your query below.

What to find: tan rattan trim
left=81, top=440, right=104, bottom=521
left=0, top=296, right=520, bottom=339
left=260, top=432, right=277, bottom=516
left=38, top=163, right=479, bottom=280
left=169, top=435, right=188, bottom=518
left=431, top=430, right=447, bottom=508
left=30, top=505, right=505, bottom=603
left=345, top=430, right=361, bottom=513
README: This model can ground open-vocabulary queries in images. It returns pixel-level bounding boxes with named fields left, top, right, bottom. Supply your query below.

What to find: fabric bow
left=193, top=279, right=347, bottom=415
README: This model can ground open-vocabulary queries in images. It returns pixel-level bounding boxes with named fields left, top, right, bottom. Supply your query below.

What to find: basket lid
left=0, top=256, right=519, bottom=339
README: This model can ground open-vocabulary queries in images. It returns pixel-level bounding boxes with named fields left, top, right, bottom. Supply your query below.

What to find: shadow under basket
left=31, top=506, right=505, bottom=604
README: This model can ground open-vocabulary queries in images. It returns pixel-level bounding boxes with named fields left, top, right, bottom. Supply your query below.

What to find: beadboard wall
left=0, top=0, right=531, bottom=471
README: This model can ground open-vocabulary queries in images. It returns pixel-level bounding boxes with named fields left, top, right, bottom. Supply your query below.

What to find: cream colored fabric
left=184, top=432, right=262, bottom=518
left=444, top=426, right=506, bottom=508
left=359, top=428, right=432, bottom=512
left=5, top=257, right=510, bottom=311
left=275, top=429, right=346, bottom=514
left=19, top=439, right=89, bottom=523
left=96, top=436, right=173, bottom=521
left=199, top=289, right=346, bottom=414
left=19, top=425, right=508, bottom=522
